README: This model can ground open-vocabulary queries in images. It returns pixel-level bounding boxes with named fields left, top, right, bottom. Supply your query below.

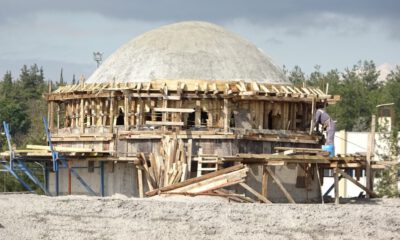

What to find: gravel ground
left=0, top=194, right=399, bottom=240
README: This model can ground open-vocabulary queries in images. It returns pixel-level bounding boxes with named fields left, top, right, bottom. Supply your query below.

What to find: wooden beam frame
left=238, top=182, right=271, bottom=203
left=265, top=166, right=295, bottom=203
left=337, top=169, right=378, bottom=198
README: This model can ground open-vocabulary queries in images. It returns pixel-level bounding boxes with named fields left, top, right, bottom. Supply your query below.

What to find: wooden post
left=261, top=165, right=269, bottom=199
left=162, top=99, right=168, bottom=131
left=366, top=115, right=376, bottom=198
left=315, top=163, right=324, bottom=204
left=101, top=100, right=106, bottom=126
left=187, top=139, right=193, bottom=173
left=259, top=101, right=264, bottom=130
left=91, top=99, right=96, bottom=127
left=334, top=165, right=339, bottom=204
left=137, top=166, right=144, bottom=198
left=109, top=95, right=114, bottom=132
left=309, top=97, right=316, bottom=135
left=56, top=103, right=60, bottom=129
left=130, top=99, right=136, bottom=127
left=47, top=101, right=54, bottom=130
left=64, top=102, right=69, bottom=127
left=195, top=100, right=201, bottom=126
left=84, top=100, right=90, bottom=127
left=124, top=93, right=129, bottom=131
left=80, top=99, right=84, bottom=133
left=71, top=101, right=75, bottom=128
left=223, top=98, right=229, bottom=132
left=136, top=99, right=141, bottom=129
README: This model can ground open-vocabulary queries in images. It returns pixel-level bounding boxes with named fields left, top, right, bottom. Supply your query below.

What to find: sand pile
left=0, top=194, right=399, bottom=240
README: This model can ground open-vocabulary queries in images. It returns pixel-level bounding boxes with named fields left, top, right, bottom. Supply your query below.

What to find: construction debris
left=139, top=136, right=190, bottom=190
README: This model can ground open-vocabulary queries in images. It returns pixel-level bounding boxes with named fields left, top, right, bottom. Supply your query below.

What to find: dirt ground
left=0, top=194, right=399, bottom=240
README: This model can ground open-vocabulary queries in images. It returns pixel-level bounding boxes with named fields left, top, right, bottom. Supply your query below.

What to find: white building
left=322, top=130, right=400, bottom=198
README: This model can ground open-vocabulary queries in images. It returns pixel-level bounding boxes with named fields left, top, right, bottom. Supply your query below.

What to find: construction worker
left=314, top=105, right=336, bottom=146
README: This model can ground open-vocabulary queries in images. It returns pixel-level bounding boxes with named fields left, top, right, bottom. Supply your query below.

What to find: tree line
left=285, top=60, right=400, bottom=132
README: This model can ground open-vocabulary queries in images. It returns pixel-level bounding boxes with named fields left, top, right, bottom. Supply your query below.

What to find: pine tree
left=288, top=65, right=306, bottom=86
left=59, top=68, right=64, bottom=86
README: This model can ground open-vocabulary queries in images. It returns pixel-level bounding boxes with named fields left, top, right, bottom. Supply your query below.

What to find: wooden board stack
left=139, top=136, right=190, bottom=190
left=146, top=164, right=256, bottom=203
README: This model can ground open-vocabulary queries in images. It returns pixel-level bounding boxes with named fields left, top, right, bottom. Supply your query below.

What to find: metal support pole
left=16, top=159, right=51, bottom=195
left=55, top=160, right=59, bottom=196
left=100, top=161, right=105, bottom=197
left=45, top=164, right=49, bottom=193
left=0, top=161, right=34, bottom=192
left=43, top=117, right=97, bottom=196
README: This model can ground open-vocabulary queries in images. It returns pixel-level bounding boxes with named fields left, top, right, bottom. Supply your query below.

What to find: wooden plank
left=265, top=166, right=295, bottom=203
left=145, top=121, right=184, bottom=126
left=154, top=107, right=195, bottom=113
left=26, top=145, right=93, bottom=152
left=251, top=82, right=260, bottom=92
left=146, top=164, right=244, bottom=196
left=172, top=169, right=247, bottom=193
left=337, top=169, right=378, bottom=198
left=259, top=84, right=270, bottom=93
left=239, top=182, right=271, bottom=203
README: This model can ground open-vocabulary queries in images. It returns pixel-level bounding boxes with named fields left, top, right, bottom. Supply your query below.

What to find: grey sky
left=0, top=0, right=399, bottom=82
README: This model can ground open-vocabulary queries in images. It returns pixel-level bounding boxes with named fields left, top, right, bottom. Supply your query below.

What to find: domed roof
left=86, top=21, right=289, bottom=84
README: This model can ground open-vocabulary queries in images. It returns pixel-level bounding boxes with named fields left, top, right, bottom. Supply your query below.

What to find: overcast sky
left=0, top=0, right=399, bottom=82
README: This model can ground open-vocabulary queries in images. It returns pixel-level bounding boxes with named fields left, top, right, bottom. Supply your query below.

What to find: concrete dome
left=86, top=21, right=289, bottom=84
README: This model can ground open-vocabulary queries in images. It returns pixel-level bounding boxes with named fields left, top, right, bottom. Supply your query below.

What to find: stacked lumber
left=139, top=136, right=190, bottom=190
left=274, top=147, right=330, bottom=156
left=26, top=145, right=94, bottom=153
left=146, top=164, right=248, bottom=197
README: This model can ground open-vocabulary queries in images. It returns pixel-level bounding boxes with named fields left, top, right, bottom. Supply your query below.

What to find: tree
left=58, top=68, right=65, bottom=87
left=1, top=71, right=13, bottom=98
left=0, top=72, right=30, bottom=147
left=19, top=64, right=46, bottom=100
left=358, top=60, right=381, bottom=91
left=288, top=65, right=306, bottom=86
left=380, top=66, right=400, bottom=129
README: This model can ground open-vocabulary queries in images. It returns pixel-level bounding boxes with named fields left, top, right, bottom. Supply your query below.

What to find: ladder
left=195, top=149, right=219, bottom=177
